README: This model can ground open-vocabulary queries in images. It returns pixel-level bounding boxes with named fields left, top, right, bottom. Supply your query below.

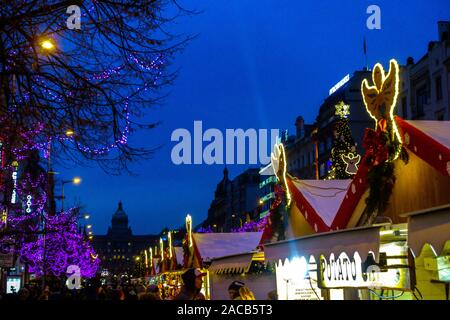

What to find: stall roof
left=290, top=179, right=351, bottom=227
left=285, top=117, right=450, bottom=234
left=400, top=204, right=450, bottom=257
left=208, top=252, right=256, bottom=274
left=263, top=224, right=386, bottom=264
left=404, top=120, right=450, bottom=149
left=193, top=232, right=263, bottom=262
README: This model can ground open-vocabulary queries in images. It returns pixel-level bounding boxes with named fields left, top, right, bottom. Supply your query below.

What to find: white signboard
left=7, top=277, right=21, bottom=294
left=329, top=74, right=350, bottom=95
left=318, top=250, right=410, bottom=289
left=275, top=256, right=323, bottom=300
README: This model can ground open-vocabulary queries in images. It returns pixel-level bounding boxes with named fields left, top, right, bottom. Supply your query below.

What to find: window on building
left=436, top=76, right=443, bottom=101
left=401, top=97, right=407, bottom=119
left=416, top=86, right=428, bottom=117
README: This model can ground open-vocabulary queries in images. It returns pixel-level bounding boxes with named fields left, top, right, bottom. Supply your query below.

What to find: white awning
left=401, top=204, right=450, bottom=257
left=208, top=252, right=255, bottom=274
left=174, top=247, right=183, bottom=264
left=193, top=232, right=263, bottom=262
left=264, top=225, right=384, bottom=264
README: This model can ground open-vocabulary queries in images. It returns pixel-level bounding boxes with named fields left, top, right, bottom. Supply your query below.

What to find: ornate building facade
left=92, top=202, right=158, bottom=276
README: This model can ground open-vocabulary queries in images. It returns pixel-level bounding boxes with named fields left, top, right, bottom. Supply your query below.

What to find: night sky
left=59, top=0, right=450, bottom=235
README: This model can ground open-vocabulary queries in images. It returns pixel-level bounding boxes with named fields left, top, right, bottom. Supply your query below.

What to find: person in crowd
left=38, top=286, right=50, bottom=300
left=18, top=288, right=30, bottom=301
left=228, top=281, right=255, bottom=300
left=228, top=281, right=245, bottom=300
left=145, top=284, right=161, bottom=300
left=239, top=286, right=255, bottom=300
left=267, top=289, right=278, bottom=300
left=174, top=268, right=206, bottom=300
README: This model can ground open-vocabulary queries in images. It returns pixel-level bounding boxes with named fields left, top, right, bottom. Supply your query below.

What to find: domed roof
left=112, top=201, right=128, bottom=223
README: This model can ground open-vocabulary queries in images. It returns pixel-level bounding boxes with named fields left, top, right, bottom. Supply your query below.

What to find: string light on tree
left=327, top=101, right=358, bottom=179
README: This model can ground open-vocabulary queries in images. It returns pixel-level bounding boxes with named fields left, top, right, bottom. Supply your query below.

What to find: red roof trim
left=395, top=116, right=450, bottom=179
left=288, top=117, right=450, bottom=234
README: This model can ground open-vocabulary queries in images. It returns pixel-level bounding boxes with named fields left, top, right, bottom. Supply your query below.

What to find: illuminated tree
left=0, top=0, right=192, bottom=173
left=327, top=102, right=358, bottom=179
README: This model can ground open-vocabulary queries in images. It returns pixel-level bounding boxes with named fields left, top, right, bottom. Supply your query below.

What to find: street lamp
left=40, top=39, right=55, bottom=51
left=61, top=177, right=81, bottom=211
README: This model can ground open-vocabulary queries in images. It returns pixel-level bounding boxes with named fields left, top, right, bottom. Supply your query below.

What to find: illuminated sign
left=275, top=256, right=323, bottom=300
left=318, top=250, right=410, bottom=289
left=11, top=162, right=19, bottom=204
left=26, top=195, right=32, bottom=214
left=259, top=176, right=277, bottom=189
left=6, top=277, right=21, bottom=294
left=329, top=74, right=350, bottom=96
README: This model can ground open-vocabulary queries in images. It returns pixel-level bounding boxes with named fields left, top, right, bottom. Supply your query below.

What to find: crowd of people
left=0, top=268, right=260, bottom=301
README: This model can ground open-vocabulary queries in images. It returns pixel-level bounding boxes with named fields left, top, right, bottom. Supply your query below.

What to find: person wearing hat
left=174, top=268, right=207, bottom=300
left=228, top=281, right=245, bottom=300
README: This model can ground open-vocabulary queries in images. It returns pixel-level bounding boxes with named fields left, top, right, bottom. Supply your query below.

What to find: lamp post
left=61, top=177, right=81, bottom=211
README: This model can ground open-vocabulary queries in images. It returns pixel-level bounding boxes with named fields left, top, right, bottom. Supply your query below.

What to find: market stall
left=261, top=59, right=450, bottom=300
left=208, top=251, right=276, bottom=300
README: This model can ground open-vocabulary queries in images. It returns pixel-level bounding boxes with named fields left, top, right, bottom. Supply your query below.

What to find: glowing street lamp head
left=72, top=177, right=81, bottom=185
left=87, top=224, right=92, bottom=229
left=66, top=129, right=75, bottom=137
left=41, top=39, right=55, bottom=50
left=84, top=214, right=90, bottom=220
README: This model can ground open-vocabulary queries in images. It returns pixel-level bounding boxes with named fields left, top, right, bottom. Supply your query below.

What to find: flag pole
left=364, top=36, right=368, bottom=70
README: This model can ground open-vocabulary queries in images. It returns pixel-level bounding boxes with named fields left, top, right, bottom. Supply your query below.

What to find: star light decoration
left=335, top=101, right=350, bottom=119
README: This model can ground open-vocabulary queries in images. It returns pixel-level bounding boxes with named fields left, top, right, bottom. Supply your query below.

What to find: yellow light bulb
left=41, top=40, right=55, bottom=50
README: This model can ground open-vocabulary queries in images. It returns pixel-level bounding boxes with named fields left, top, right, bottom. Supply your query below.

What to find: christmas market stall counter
left=263, top=224, right=416, bottom=300
left=400, top=205, right=450, bottom=300
left=208, top=251, right=276, bottom=300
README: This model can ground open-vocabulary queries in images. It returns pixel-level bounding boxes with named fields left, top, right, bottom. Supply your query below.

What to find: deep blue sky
left=60, top=0, right=450, bottom=235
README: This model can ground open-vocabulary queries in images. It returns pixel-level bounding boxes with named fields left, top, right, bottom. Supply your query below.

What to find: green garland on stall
left=363, top=124, right=409, bottom=218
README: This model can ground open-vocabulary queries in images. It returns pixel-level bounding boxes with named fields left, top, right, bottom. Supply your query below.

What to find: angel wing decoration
left=341, top=153, right=361, bottom=175
left=361, top=59, right=400, bottom=127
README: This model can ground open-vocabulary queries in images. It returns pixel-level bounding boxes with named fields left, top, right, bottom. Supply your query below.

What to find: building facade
left=285, top=116, right=316, bottom=179
left=92, top=202, right=158, bottom=276
left=203, top=168, right=261, bottom=232
left=399, top=21, right=450, bottom=121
